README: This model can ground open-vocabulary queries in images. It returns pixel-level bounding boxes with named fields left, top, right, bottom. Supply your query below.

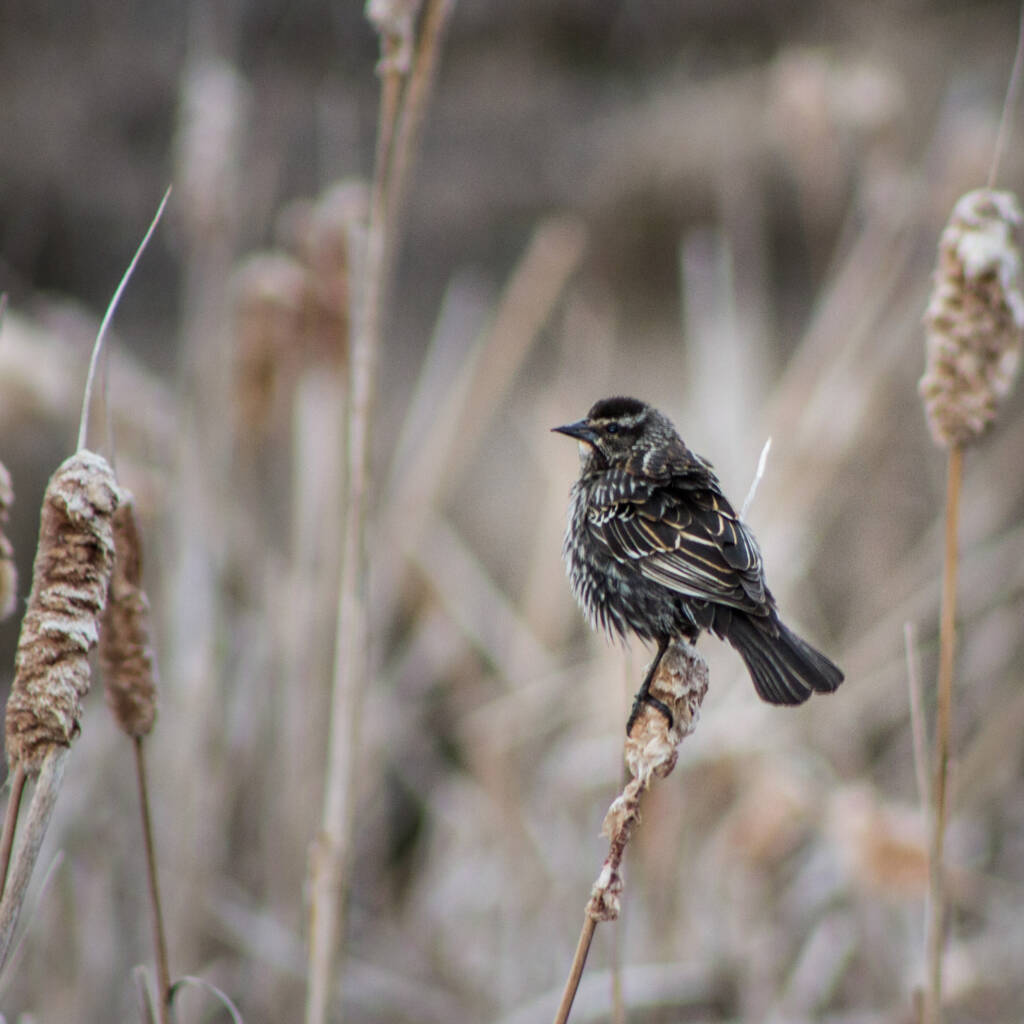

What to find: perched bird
left=554, top=396, right=843, bottom=731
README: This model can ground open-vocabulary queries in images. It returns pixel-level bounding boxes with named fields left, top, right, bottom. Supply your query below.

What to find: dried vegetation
left=2, top=3, right=1024, bottom=1022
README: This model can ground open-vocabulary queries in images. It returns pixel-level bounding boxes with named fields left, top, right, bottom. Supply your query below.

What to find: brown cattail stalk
left=0, top=461, right=15, bottom=622
left=0, top=451, right=119, bottom=969
left=5, top=451, right=121, bottom=772
left=98, top=494, right=169, bottom=1019
left=918, top=187, right=1024, bottom=1024
left=554, top=641, right=709, bottom=1024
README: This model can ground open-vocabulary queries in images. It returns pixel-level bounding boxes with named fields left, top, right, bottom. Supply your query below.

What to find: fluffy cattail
left=920, top=188, right=1024, bottom=447
left=99, top=495, right=158, bottom=738
left=588, top=641, right=709, bottom=921
left=0, top=461, right=15, bottom=621
left=4, top=452, right=120, bottom=773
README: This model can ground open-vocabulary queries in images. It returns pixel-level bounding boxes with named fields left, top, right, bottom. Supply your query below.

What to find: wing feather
left=585, top=469, right=768, bottom=613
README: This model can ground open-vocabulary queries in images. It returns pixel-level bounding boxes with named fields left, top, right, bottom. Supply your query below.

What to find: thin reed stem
left=904, top=622, right=931, bottom=810
left=0, top=767, right=26, bottom=900
left=383, top=0, right=456, bottom=252
left=925, top=443, right=963, bottom=1024
left=134, top=738, right=171, bottom=1024
left=987, top=3, right=1024, bottom=190
left=554, top=915, right=597, bottom=1024
left=305, top=6, right=455, bottom=1020
left=0, top=747, right=68, bottom=970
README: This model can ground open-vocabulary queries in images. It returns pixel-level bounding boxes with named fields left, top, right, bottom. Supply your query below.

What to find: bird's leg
left=626, top=637, right=673, bottom=734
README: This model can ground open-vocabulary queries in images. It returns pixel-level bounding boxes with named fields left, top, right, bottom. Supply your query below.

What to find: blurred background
left=2, top=1, right=1024, bottom=1021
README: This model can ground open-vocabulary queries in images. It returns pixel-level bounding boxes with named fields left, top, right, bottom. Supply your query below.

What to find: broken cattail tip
left=624, top=640, right=710, bottom=782
left=4, top=451, right=121, bottom=773
left=920, top=188, right=1024, bottom=448
left=586, top=640, right=709, bottom=924
left=99, top=495, right=158, bottom=738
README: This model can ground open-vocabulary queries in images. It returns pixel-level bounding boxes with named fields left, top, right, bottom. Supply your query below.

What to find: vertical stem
left=553, top=915, right=597, bottom=1024
left=0, top=747, right=68, bottom=970
left=0, top=766, right=27, bottom=899
left=305, top=5, right=456, bottom=1021
left=134, top=738, right=171, bottom=1024
left=925, top=443, right=963, bottom=1024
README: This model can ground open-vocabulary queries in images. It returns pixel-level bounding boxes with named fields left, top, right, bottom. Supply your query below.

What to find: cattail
left=920, top=188, right=1024, bottom=447
left=0, top=461, right=15, bottom=621
left=99, top=495, right=158, bottom=738
left=588, top=640, right=709, bottom=921
left=232, top=252, right=311, bottom=435
left=4, top=451, right=120, bottom=773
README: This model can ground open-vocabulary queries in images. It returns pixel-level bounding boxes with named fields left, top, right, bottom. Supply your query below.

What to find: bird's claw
left=626, top=691, right=674, bottom=735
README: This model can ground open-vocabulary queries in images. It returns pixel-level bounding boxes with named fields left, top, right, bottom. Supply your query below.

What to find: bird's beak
left=552, top=419, right=599, bottom=445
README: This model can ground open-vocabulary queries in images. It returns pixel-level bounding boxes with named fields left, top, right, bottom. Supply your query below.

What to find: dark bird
left=554, top=396, right=843, bottom=731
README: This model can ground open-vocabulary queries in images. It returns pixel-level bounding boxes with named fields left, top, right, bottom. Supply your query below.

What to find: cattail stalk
left=919, top=183, right=1024, bottom=1023
left=99, top=495, right=168, bottom=1020
left=554, top=641, right=709, bottom=1024
left=305, top=3, right=455, bottom=1021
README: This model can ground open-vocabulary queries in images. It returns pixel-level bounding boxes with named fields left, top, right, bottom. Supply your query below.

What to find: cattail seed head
left=99, top=495, right=158, bottom=738
left=4, top=451, right=120, bottom=773
left=587, top=641, right=709, bottom=922
left=0, top=461, right=15, bottom=621
left=920, top=188, right=1024, bottom=448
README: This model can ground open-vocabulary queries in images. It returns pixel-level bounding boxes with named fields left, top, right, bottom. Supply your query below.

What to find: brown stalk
left=305, top=4, right=456, bottom=1021
left=0, top=767, right=26, bottom=899
left=99, top=495, right=168, bottom=1019
left=0, top=747, right=69, bottom=969
left=134, top=738, right=171, bottom=1023
left=554, top=641, right=709, bottom=1024
left=924, top=446, right=962, bottom=1024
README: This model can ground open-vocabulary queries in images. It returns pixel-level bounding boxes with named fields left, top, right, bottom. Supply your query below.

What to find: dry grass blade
left=0, top=747, right=68, bottom=969
left=77, top=187, right=171, bottom=453
left=0, top=769, right=26, bottom=899
left=0, top=462, right=16, bottom=622
left=554, top=641, right=709, bottom=1024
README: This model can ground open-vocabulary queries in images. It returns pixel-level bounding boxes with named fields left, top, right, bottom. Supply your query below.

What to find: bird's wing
left=587, top=469, right=768, bottom=612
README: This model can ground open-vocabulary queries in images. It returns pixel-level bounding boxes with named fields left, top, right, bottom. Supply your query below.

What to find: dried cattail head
left=4, top=451, right=120, bottom=773
left=366, top=0, right=422, bottom=73
left=296, top=181, right=368, bottom=363
left=0, top=461, right=15, bottom=621
left=99, top=495, right=158, bottom=738
left=624, top=640, right=709, bottom=782
left=232, top=253, right=311, bottom=435
left=920, top=188, right=1024, bottom=448
left=588, top=641, right=709, bottom=922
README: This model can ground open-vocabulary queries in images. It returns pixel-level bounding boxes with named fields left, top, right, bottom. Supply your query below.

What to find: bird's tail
left=726, top=612, right=844, bottom=705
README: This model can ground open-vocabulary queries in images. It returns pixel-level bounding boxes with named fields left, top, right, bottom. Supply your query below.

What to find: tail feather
left=726, top=612, right=844, bottom=705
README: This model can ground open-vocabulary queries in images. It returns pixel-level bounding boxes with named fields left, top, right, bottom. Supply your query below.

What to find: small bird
left=554, top=396, right=843, bottom=731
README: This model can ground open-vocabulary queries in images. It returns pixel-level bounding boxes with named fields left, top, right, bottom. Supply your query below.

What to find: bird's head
left=552, top=396, right=670, bottom=471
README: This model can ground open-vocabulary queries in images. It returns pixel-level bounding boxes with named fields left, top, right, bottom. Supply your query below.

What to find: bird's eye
left=605, top=423, right=620, bottom=434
